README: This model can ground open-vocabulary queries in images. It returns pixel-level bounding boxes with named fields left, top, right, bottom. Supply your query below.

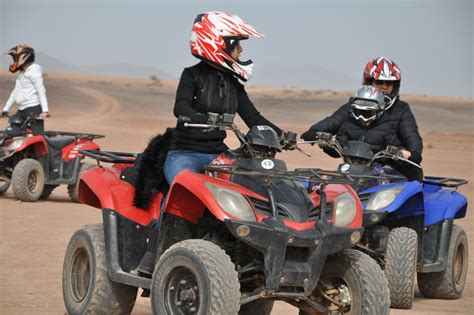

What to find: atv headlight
left=8, top=138, right=26, bottom=151
left=366, top=187, right=403, bottom=211
left=204, top=182, right=257, bottom=222
left=334, top=192, right=357, bottom=227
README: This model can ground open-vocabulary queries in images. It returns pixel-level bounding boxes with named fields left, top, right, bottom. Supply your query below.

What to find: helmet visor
left=351, top=100, right=379, bottom=121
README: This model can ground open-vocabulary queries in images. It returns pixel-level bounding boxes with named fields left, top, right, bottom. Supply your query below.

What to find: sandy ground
left=0, top=72, right=473, bottom=314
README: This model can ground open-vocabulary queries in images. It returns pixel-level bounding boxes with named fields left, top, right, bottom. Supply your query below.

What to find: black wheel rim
left=164, top=267, right=200, bottom=314
left=27, top=170, right=38, bottom=193
left=454, top=242, right=466, bottom=286
left=70, top=248, right=91, bottom=302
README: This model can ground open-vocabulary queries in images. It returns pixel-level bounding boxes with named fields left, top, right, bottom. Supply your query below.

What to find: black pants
left=6, top=105, right=44, bottom=137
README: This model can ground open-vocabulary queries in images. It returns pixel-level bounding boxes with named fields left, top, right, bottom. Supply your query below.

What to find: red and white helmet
left=190, top=11, right=264, bottom=81
left=363, top=57, right=401, bottom=109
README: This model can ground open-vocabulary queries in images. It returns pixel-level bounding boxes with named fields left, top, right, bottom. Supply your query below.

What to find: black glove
left=180, top=112, right=208, bottom=124
left=1, top=111, right=8, bottom=118
left=300, top=129, right=318, bottom=141
left=281, top=131, right=298, bottom=150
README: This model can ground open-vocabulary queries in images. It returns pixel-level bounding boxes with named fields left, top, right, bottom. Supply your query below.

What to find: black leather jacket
left=302, top=99, right=423, bottom=164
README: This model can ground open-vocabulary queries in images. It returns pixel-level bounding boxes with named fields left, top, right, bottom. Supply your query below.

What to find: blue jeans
left=163, top=150, right=218, bottom=185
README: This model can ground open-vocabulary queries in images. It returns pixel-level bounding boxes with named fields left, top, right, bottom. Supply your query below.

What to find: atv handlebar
left=299, top=133, right=422, bottom=169
left=180, top=113, right=309, bottom=155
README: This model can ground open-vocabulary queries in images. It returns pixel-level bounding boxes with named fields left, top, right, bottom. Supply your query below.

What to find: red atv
left=0, top=115, right=104, bottom=201
left=62, top=113, right=389, bottom=315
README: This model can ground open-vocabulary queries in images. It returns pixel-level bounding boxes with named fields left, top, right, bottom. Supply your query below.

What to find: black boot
left=137, top=228, right=158, bottom=275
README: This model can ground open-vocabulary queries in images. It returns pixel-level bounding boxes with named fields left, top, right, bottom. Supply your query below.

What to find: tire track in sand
left=72, top=86, right=122, bottom=124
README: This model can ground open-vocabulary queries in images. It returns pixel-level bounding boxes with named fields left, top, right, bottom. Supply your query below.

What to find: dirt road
left=0, top=73, right=472, bottom=314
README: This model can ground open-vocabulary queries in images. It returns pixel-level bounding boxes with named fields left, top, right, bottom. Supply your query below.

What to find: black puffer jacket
left=302, top=99, right=423, bottom=164
left=169, top=61, right=282, bottom=153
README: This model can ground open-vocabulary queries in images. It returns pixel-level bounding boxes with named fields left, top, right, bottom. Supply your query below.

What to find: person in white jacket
left=2, top=44, right=50, bottom=136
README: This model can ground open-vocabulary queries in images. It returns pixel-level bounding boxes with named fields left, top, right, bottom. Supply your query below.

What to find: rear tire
left=68, top=162, right=96, bottom=202
left=151, top=239, right=240, bottom=315
left=0, top=180, right=10, bottom=196
left=11, top=158, right=45, bottom=202
left=417, top=224, right=468, bottom=299
left=384, top=227, right=418, bottom=309
left=301, top=249, right=390, bottom=315
left=39, top=184, right=58, bottom=200
left=62, top=224, right=138, bottom=314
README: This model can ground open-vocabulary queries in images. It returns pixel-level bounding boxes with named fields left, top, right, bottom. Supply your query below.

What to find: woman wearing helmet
left=163, top=11, right=296, bottom=185
left=2, top=44, right=50, bottom=136
left=301, top=57, right=423, bottom=181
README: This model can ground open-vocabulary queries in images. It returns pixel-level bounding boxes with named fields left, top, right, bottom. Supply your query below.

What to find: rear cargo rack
left=45, top=130, right=105, bottom=140
left=423, top=176, right=468, bottom=188
left=79, top=149, right=136, bottom=164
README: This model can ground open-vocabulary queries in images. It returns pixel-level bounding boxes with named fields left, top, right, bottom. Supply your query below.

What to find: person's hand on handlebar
left=400, top=149, right=411, bottom=160
left=39, top=112, right=51, bottom=119
left=179, top=112, right=208, bottom=124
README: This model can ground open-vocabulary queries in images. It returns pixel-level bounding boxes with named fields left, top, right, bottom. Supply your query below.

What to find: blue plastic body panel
left=423, top=183, right=468, bottom=226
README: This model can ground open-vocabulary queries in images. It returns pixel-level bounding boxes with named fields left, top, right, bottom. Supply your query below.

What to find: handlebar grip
left=178, top=116, right=191, bottom=123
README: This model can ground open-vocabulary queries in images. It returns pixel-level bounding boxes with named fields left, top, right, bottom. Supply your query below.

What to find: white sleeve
left=3, top=86, right=18, bottom=112
left=29, top=66, right=49, bottom=112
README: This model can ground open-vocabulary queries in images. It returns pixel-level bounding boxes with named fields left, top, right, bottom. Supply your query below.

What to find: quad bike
left=62, top=113, right=390, bottom=315
left=301, top=132, right=469, bottom=309
left=0, top=114, right=104, bottom=201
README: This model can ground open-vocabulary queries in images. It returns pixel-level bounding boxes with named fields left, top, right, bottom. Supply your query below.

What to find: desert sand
left=0, top=71, right=472, bottom=314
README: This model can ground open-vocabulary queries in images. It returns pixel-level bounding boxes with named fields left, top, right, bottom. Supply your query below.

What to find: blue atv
left=300, top=133, right=469, bottom=309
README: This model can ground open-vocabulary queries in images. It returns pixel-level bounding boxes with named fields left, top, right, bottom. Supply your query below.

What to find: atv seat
left=45, top=136, right=75, bottom=150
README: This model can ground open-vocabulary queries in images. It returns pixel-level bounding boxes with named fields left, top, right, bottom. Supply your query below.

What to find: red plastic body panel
left=79, top=166, right=162, bottom=226
left=13, top=135, right=48, bottom=157
left=61, top=139, right=101, bottom=161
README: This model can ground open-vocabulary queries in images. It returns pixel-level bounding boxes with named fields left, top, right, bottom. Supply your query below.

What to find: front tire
left=151, top=239, right=240, bottom=315
left=11, top=158, right=45, bottom=202
left=62, top=224, right=138, bottom=314
left=417, top=224, right=468, bottom=299
left=300, top=249, right=390, bottom=315
left=384, top=227, right=418, bottom=309
left=68, top=162, right=96, bottom=202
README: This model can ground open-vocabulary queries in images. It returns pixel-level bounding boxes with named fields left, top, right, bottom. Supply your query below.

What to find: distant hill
left=1, top=52, right=174, bottom=79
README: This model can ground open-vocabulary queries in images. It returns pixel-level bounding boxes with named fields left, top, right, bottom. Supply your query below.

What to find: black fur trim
left=133, top=128, right=173, bottom=209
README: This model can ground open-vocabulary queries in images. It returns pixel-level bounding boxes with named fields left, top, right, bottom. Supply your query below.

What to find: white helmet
left=350, top=85, right=386, bottom=125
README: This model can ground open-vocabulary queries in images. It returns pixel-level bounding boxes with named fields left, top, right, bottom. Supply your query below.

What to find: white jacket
left=3, top=63, right=49, bottom=112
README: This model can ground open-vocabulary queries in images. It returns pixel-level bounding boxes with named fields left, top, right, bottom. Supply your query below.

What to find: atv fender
left=361, top=181, right=424, bottom=218
left=78, top=166, right=161, bottom=226
left=13, top=135, right=48, bottom=157
left=165, top=170, right=266, bottom=224
left=423, top=184, right=468, bottom=226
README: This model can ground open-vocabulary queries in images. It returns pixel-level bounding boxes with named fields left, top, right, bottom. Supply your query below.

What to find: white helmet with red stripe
left=190, top=11, right=264, bottom=81
left=363, top=57, right=401, bottom=110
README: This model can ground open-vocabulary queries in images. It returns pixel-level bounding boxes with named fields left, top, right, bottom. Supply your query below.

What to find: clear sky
left=1, top=0, right=472, bottom=98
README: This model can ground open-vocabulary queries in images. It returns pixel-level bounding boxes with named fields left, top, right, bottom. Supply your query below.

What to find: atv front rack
left=79, top=149, right=136, bottom=164
left=423, top=176, right=468, bottom=188
left=45, top=130, right=105, bottom=140
left=206, top=164, right=353, bottom=185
